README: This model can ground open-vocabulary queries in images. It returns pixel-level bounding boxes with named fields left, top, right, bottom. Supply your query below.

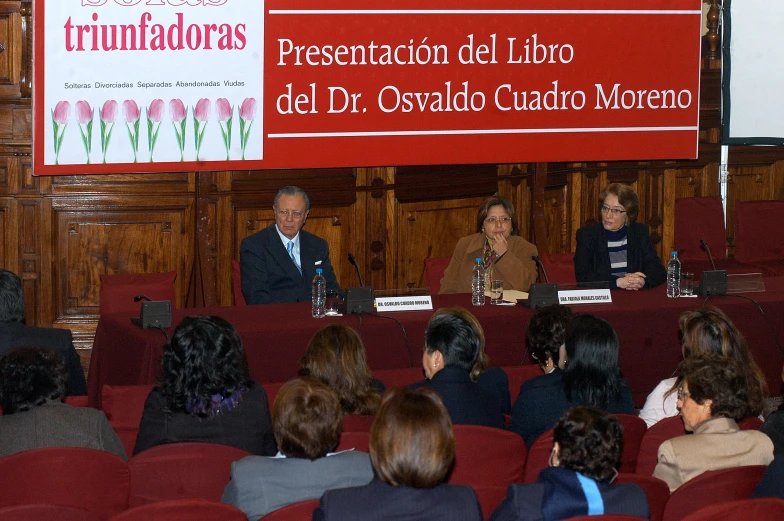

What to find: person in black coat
left=491, top=406, right=649, bottom=521
left=409, top=310, right=504, bottom=428
left=313, top=387, right=483, bottom=521
left=0, top=269, right=86, bottom=396
left=574, top=183, right=666, bottom=289
left=240, top=186, right=341, bottom=304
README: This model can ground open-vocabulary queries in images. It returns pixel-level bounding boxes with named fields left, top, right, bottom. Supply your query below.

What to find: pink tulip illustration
left=215, top=98, right=233, bottom=160
left=99, top=100, right=118, bottom=164
left=146, top=99, right=164, bottom=163
left=123, top=100, right=141, bottom=163
left=192, top=98, right=211, bottom=161
left=75, top=101, right=94, bottom=164
left=238, top=98, right=257, bottom=160
left=170, top=99, right=187, bottom=162
left=51, top=101, right=70, bottom=165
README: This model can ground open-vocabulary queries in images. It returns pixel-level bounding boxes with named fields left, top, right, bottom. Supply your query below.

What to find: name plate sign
left=558, top=289, right=613, bottom=305
left=375, top=296, right=434, bottom=312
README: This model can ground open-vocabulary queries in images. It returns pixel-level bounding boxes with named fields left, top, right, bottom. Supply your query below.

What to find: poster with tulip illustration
left=33, top=0, right=702, bottom=174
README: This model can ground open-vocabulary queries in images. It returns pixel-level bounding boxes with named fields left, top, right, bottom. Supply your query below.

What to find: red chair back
left=738, top=416, right=764, bottom=430
left=424, top=257, right=451, bottom=294
left=681, top=498, right=784, bottom=521
left=735, top=200, right=784, bottom=263
left=616, top=473, right=670, bottom=521
left=64, top=396, right=90, bottom=408
left=662, top=465, right=767, bottom=521
left=635, top=415, right=686, bottom=475
left=99, top=272, right=176, bottom=314
left=373, top=367, right=425, bottom=389
left=0, top=447, right=130, bottom=520
left=259, top=499, right=320, bottom=521
left=0, top=504, right=101, bottom=521
left=127, top=443, right=251, bottom=507
left=674, top=196, right=727, bottom=262
left=261, top=381, right=286, bottom=409
left=342, top=414, right=375, bottom=432
left=523, top=428, right=554, bottom=483
left=102, top=384, right=154, bottom=457
left=615, top=414, right=648, bottom=474
left=472, top=485, right=510, bottom=521
left=561, top=516, right=648, bottom=521
left=450, top=425, right=526, bottom=486
left=231, top=260, right=246, bottom=306
left=108, top=499, right=247, bottom=521
left=539, top=252, right=577, bottom=285
left=502, top=365, right=544, bottom=404
left=335, top=431, right=370, bottom=453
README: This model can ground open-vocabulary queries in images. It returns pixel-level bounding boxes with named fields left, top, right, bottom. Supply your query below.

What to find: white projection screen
left=722, top=0, right=784, bottom=144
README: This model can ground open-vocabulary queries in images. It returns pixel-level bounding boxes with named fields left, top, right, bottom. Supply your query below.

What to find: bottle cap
left=316, top=268, right=323, bottom=274
left=475, top=257, right=482, bottom=263
left=671, top=251, right=678, bottom=256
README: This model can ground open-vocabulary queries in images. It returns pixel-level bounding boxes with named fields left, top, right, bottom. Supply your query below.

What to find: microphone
left=346, top=252, right=373, bottom=314
left=134, top=294, right=153, bottom=303
left=699, top=239, right=717, bottom=271
left=532, top=255, right=550, bottom=284
left=347, top=253, right=364, bottom=287
left=519, top=255, right=559, bottom=310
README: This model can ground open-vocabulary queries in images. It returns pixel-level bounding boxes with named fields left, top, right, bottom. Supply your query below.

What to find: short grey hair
left=274, top=186, right=311, bottom=211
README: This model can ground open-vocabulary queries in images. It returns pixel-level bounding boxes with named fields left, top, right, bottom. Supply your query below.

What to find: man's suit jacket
left=409, top=367, right=504, bottom=429
left=221, top=451, right=374, bottom=521
left=240, top=224, right=340, bottom=305
left=313, top=478, right=483, bottom=521
left=0, top=322, right=86, bottom=396
left=753, top=454, right=784, bottom=499
left=574, top=222, right=667, bottom=288
left=653, top=417, right=774, bottom=492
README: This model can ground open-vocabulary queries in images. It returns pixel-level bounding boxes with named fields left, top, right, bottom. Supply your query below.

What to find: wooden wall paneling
left=0, top=2, right=21, bottom=99
left=639, top=165, right=665, bottom=260
left=498, top=164, right=534, bottom=244
left=568, top=171, right=582, bottom=251
left=214, top=171, right=235, bottom=306
left=356, top=167, right=393, bottom=290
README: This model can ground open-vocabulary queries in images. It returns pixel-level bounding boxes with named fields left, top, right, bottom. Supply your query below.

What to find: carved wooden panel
left=0, top=3, right=21, bottom=98
left=0, top=197, right=8, bottom=266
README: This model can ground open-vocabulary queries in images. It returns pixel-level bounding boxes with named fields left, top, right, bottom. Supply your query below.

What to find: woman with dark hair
left=526, top=304, right=577, bottom=373
left=222, top=378, right=373, bottom=520
left=0, top=347, right=126, bottom=459
left=509, top=315, right=634, bottom=447
left=654, top=353, right=774, bottom=492
left=300, top=325, right=383, bottom=415
left=313, top=387, right=482, bottom=521
left=574, top=183, right=666, bottom=289
left=440, top=195, right=538, bottom=294
left=490, top=406, right=649, bottom=521
left=639, top=306, right=767, bottom=427
left=410, top=311, right=504, bottom=428
left=133, top=315, right=276, bottom=456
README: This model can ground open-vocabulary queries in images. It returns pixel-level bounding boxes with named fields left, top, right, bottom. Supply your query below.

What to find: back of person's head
left=562, top=315, right=626, bottom=409
left=160, top=315, right=251, bottom=416
left=273, top=377, right=342, bottom=460
left=0, top=347, right=67, bottom=414
left=679, top=353, right=753, bottom=420
left=301, top=325, right=380, bottom=415
left=370, top=387, right=455, bottom=488
left=527, top=305, right=577, bottom=366
left=553, top=406, right=623, bottom=482
left=425, top=312, right=480, bottom=372
left=0, top=269, right=25, bottom=323
left=431, top=307, right=487, bottom=381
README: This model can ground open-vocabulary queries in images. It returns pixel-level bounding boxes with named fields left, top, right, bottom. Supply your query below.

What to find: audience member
left=0, top=347, right=126, bottom=459
left=490, top=406, right=649, bottom=521
left=222, top=378, right=373, bottom=520
left=0, top=269, right=86, bottom=396
left=525, top=304, right=577, bottom=372
left=133, top=315, right=276, bottom=456
left=653, top=353, right=774, bottom=492
left=313, top=387, right=483, bottom=521
left=761, top=364, right=784, bottom=454
left=508, top=315, right=634, bottom=447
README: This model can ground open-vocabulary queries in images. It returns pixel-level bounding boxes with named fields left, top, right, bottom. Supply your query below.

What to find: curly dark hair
left=158, top=315, right=252, bottom=416
left=526, top=305, right=577, bottom=368
left=0, top=347, right=67, bottom=414
left=0, top=269, right=26, bottom=323
left=679, top=353, right=754, bottom=420
left=553, top=405, right=623, bottom=482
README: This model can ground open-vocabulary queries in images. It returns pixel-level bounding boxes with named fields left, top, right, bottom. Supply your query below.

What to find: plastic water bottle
left=666, top=251, right=681, bottom=298
left=472, top=257, right=486, bottom=306
left=312, top=268, right=326, bottom=317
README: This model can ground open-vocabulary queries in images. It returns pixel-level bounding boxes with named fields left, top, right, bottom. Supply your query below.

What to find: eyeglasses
left=676, top=387, right=691, bottom=401
left=275, top=208, right=305, bottom=219
left=600, top=205, right=627, bottom=216
left=485, top=217, right=512, bottom=225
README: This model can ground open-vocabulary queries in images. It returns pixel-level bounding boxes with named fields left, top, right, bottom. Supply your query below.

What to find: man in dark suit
left=240, top=186, right=341, bottom=304
left=0, top=269, right=86, bottom=396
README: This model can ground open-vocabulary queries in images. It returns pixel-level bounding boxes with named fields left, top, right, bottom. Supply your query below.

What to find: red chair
left=734, top=200, right=784, bottom=276
left=562, top=516, right=647, bottom=520
left=342, top=414, right=375, bottom=432
left=472, top=485, right=510, bottom=521
left=335, top=431, right=370, bottom=453
left=259, top=499, right=320, bottom=521
left=232, top=260, right=246, bottom=306
left=127, top=443, right=251, bottom=507
left=538, top=252, right=577, bottom=285
left=738, top=416, right=764, bottom=430
left=450, top=425, right=527, bottom=486
left=373, top=367, right=425, bottom=388
left=108, top=499, right=247, bottom=521
left=635, top=415, right=686, bottom=475
left=99, top=271, right=176, bottom=314
left=615, top=414, right=648, bottom=474
left=0, top=447, right=130, bottom=520
left=661, top=465, right=768, bottom=521
left=262, top=381, right=286, bottom=408
left=681, top=498, right=784, bottom=521
left=102, top=384, right=154, bottom=457
left=424, top=257, right=451, bottom=294
left=64, top=396, right=90, bottom=408
left=616, top=473, right=670, bottom=521
left=0, top=504, right=101, bottom=521
left=523, top=428, right=554, bottom=483
left=502, top=365, right=545, bottom=404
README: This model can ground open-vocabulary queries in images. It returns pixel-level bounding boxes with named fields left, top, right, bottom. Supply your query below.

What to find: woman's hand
left=617, top=272, right=646, bottom=290
left=492, top=232, right=508, bottom=256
